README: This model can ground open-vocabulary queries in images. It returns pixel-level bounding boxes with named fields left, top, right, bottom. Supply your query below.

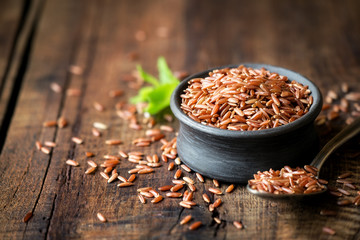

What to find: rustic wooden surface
left=1, top=0, right=360, bottom=239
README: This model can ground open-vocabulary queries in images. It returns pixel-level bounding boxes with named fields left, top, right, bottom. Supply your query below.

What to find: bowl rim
left=170, top=63, right=323, bottom=138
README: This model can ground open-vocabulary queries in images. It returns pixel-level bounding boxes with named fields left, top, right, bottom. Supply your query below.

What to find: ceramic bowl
left=170, top=63, right=323, bottom=183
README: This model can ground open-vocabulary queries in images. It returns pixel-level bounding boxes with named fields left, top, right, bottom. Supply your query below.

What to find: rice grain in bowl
left=170, top=64, right=323, bottom=183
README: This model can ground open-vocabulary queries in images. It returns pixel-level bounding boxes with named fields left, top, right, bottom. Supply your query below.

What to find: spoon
left=247, top=117, right=360, bottom=198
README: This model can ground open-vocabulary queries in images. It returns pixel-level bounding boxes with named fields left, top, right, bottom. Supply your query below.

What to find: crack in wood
left=0, top=1, right=36, bottom=153
left=167, top=207, right=185, bottom=235
left=5, top=154, right=33, bottom=210
left=44, top=193, right=57, bottom=240
left=42, top=1, right=104, bottom=237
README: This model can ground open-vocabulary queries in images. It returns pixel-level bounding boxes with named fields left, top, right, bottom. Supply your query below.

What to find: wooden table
left=1, top=0, right=360, bottom=239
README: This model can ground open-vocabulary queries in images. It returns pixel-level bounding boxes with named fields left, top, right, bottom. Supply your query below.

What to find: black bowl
left=170, top=63, right=323, bottom=183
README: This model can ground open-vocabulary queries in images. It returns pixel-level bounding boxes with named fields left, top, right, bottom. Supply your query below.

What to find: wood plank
left=184, top=1, right=360, bottom=239
left=0, top=0, right=43, bottom=142
left=0, top=0, right=22, bottom=78
left=0, top=0, right=89, bottom=239
left=0, top=0, right=23, bottom=132
left=0, top=0, right=360, bottom=239
left=43, top=0, right=189, bottom=238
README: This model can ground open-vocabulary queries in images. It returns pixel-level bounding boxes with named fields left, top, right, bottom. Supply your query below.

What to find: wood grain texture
left=0, top=0, right=360, bottom=239
left=0, top=0, right=22, bottom=79
left=0, top=0, right=23, bottom=130
left=0, top=0, right=43, bottom=138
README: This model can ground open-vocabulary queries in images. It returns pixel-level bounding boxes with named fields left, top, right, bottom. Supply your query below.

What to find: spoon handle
left=310, top=117, right=360, bottom=170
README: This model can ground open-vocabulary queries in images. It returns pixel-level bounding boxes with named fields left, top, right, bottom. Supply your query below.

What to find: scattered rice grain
left=44, top=141, right=56, bottom=147
left=85, top=167, right=97, bottom=174
left=118, top=182, right=134, bottom=187
left=202, top=193, right=211, bottom=203
left=181, top=164, right=191, bottom=172
left=50, top=82, right=62, bottom=93
left=208, top=187, right=222, bottom=195
left=196, top=173, right=204, bottom=183
left=322, top=226, right=336, bottom=235
left=57, top=117, right=68, bottom=128
left=337, top=199, right=352, bottom=206
left=158, top=185, right=173, bottom=191
left=183, top=177, right=194, bottom=185
left=128, top=174, right=136, bottom=182
left=171, top=184, right=184, bottom=192
left=100, top=172, right=110, bottom=180
left=41, top=147, right=51, bottom=155
left=43, top=120, right=57, bottom=127
left=93, top=122, right=108, bottom=130
left=189, top=221, right=202, bottom=230
left=66, top=159, right=79, bottom=166
left=138, top=194, right=146, bottom=204
left=23, top=211, right=33, bottom=223
left=214, top=217, right=221, bottom=224
left=233, top=221, right=243, bottom=229
left=97, top=212, right=107, bottom=222
left=166, top=192, right=183, bottom=198
left=71, top=137, right=83, bottom=144
left=151, top=195, right=163, bottom=203
left=226, top=184, right=235, bottom=193
left=85, top=152, right=94, bottom=157
left=105, top=139, right=122, bottom=145
left=180, top=215, right=192, bottom=225
left=35, top=141, right=42, bottom=150
left=108, top=173, right=119, bottom=183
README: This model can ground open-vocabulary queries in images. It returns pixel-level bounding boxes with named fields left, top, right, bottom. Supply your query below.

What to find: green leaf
left=157, top=57, right=179, bottom=85
left=130, top=86, right=154, bottom=104
left=137, top=65, right=159, bottom=86
left=145, top=83, right=178, bottom=114
left=132, top=57, right=180, bottom=115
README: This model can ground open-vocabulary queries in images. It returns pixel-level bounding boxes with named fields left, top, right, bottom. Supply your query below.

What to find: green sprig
left=130, top=57, right=180, bottom=115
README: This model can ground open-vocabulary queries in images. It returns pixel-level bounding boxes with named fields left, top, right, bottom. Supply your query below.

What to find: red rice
left=196, top=173, right=204, bottom=182
left=151, top=195, right=163, bottom=203
left=181, top=164, right=191, bottom=172
left=233, top=221, right=243, bottom=229
left=138, top=194, right=146, bottom=204
left=57, top=117, right=68, bottom=128
left=118, top=182, right=134, bottom=187
left=183, top=177, right=194, bottom=185
left=322, top=227, right=336, bottom=235
left=202, top=193, right=211, bottom=203
left=171, top=184, right=184, bottom=192
left=226, top=184, right=235, bottom=193
left=43, top=120, right=57, bottom=127
left=97, top=212, right=107, bottom=222
left=44, top=141, right=56, bottom=147
left=71, top=137, right=83, bottom=144
left=180, top=65, right=313, bottom=131
left=85, top=167, right=97, bottom=174
left=158, top=185, right=173, bottom=191
left=35, top=141, right=42, bottom=150
left=128, top=174, right=136, bottom=182
left=337, top=199, right=352, bottom=206
left=66, top=159, right=79, bottom=167
left=248, top=165, right=327, bottom=194
left=166, top=192, right=183, bottom=198
left=23, top=211, right=33, bottom=223
left=189, top=221, right=202, bottom=230
left=41, top=147, right=51, bottom=155
left=180, top=215, right=192, bottom=225
left=105, top=139, right=122, bottom=145
left=174, top=169, right=182, bottom=179
left=208, top=187, right=223, bottom=195
left=338, top=172, right=352, bottom=179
